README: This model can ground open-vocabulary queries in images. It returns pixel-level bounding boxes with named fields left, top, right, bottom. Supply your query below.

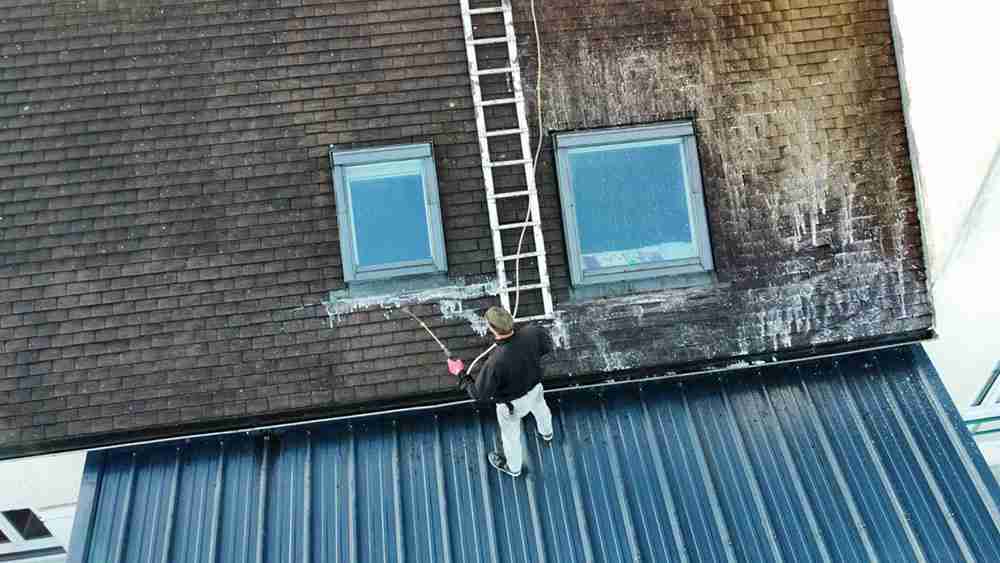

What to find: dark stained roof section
left=1, top=0, right=933, bottom=456
left=69, top=345, right=1000, bottom=562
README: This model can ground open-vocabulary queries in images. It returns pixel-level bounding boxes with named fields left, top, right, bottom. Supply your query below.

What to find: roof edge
left=0, top=329, right=933, bottom=460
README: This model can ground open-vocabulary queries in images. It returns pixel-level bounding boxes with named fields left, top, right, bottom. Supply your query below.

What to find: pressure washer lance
left=400, top=307, right=466, bottom=375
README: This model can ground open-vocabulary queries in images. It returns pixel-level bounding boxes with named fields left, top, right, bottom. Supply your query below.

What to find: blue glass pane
left=347, top=161, right=432, bottom=268
left=568, top=139, right=697, bottom=271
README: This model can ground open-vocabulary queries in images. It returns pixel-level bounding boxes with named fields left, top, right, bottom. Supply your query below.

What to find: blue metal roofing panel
left=69, top=345, right=1000, bottom=562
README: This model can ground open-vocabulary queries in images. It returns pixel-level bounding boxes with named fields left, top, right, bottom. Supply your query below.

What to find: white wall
left=889, top=1, right=1000, bottom=406
left=924, top=158, right=1000, bottom=405
left=0, top=451, right=86, bottom=549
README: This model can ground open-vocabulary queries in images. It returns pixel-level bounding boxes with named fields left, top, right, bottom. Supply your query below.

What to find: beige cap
left=484, top=306, right=514, bottom=335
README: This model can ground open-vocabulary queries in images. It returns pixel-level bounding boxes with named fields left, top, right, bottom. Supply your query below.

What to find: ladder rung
left=468, top=6, right=504, bottom=15
left=471, top=36, right=509, bottom=45
left=497, top=221, right=538, bottom=230
left=480, top=97, right=520, bottom=107
left=498, top=251, right=541, bottom=261
left=485, top=128, right=526, bottom=137
left=514, top=314, right=551, bottom=323
left=487, top=159, right=529, bottom=168
left=503, top=282, right=548, bottom=292
left=489, top=190, right=532, bottom=200
left=474, top=67, right=513, bottom=76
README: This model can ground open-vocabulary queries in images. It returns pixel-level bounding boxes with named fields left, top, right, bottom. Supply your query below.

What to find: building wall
left=0, top=451, right=85, bottom=551
left=922, top=159, right=1000, bottom=408
left=887, top=1, right=1000, bottom=408
left=0, top=0, right=931, bottom=457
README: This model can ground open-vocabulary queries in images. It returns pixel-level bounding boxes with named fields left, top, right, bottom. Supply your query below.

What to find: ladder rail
left=459, top=1, right=512, bottom=312
left=498, top=0, right=554, bottom=316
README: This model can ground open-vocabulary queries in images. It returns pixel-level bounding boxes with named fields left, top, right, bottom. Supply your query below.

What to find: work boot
left=488, top=451, right=521, bottom=477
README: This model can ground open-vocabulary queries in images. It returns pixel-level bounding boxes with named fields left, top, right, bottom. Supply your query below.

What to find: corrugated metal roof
left=69, top=345, right=1000, bottom=562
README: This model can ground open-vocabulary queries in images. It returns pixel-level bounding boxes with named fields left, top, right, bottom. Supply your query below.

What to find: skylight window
left=329, top=143, right=448, bottom=283
left=554, top=122, right=714, bottom=287
left=2, top=509, right=52, bottom=541
left=0, top=508, right=64, bottom=558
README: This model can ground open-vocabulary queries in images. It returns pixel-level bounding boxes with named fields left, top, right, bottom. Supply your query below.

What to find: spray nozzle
left=442, top=347, right=465, bottom=375
left=447, top=357, right=465, bottom=376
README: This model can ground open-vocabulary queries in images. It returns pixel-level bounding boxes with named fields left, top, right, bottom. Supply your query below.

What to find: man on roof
left=456, top=306, right=555, bottom=477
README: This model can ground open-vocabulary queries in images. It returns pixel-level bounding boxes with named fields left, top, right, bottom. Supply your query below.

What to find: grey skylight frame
left=329, top=143, right=448, bottom=283
left=554, top=121, right=714, bottom=287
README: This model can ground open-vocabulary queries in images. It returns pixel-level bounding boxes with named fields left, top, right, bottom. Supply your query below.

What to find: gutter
left=0, top=329, right=933, bottom=461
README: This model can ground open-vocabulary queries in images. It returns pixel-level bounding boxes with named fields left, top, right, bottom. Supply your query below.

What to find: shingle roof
left=1, top=0, right=933, bottom=457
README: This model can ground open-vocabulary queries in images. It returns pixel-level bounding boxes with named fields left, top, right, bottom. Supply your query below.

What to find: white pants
left=496, top=383, right=553, bottom=473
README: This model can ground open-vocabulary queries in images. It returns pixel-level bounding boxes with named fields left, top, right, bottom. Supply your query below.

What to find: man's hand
left=447, top=357, right=465, bottom=376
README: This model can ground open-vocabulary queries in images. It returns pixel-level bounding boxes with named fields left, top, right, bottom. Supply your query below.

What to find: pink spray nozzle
left=447, top=358, right=465, bottom=376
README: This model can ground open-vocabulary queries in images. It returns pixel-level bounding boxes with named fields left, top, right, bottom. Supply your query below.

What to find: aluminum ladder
left=458, top=0, right=553, bottom=321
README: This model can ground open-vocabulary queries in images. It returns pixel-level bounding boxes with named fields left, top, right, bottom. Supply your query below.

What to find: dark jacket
left=459, top=324, right=553, bottom=404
